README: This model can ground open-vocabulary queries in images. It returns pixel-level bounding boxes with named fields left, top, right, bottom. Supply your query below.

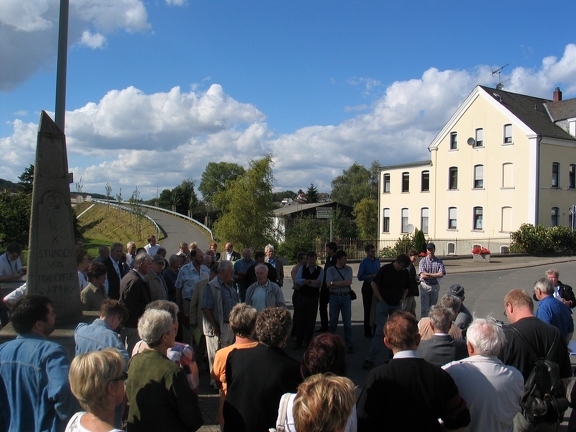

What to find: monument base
left=0, top=311, right=99, bottom=360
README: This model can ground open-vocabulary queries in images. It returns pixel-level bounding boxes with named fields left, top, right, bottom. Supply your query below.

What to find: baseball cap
left=426, top=243, right=436, bottom=250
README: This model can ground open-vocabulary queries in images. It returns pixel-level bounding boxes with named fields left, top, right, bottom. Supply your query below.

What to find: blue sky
left=2, top=0, right=576, bottom=199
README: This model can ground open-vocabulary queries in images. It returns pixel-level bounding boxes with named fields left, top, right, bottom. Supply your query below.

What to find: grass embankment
left=74, top=202, right=160, bottom=259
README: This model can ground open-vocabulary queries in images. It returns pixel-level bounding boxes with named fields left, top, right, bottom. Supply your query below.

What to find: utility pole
left=55, top=0, right=69, bottom=132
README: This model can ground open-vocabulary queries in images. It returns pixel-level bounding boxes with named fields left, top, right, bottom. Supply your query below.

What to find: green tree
left=199, top=162, right=246, bottom=205
left=18, top=164, right=34, bottom=194
left=171, top=179, right=198, bottom=216
left=330, top=207, right=358, bottom=239
left=330, top=161, right=379, bottom=207
left=277, top=215, right=322, bottom=262
left=272, top=190, right=296, bottom=202
left=306, top=183, right=319, bottom=203
left=213, top=155, right=275, bottom=250
left=413, top=228, right=427, bottom=253
left=157, top=189, right=172, bottom=209
left=0, top=191, right=31, bottom=247
left=353, top=198, right=378, bottom=239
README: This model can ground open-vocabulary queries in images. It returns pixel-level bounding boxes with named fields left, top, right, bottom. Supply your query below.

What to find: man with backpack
left=499, top=289, right=572, bottom=431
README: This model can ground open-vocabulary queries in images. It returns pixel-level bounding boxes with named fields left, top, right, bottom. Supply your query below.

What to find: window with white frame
left=450, top=132, right=458, bottom=150
left=421, top=208, right=429, bottom=234
left=402, top=172, right=409, bottom=193
left=421, top=170, right=429, bottom=192
left=401, top=208, right=409, bottom=233
left=570, top=164, right=575, bottom=189
left=552, top=163, right=560, bottom=188
left=551, top=207, right=560, bottom=227
left=447, top=243, right=455, bottom=255
left=474, top=165, right=484, bottom=188
left=449, top=167, right=458, bottom=190
left=475, top=128, right=484, bottom=147
left=473, top=207, right=483, bottom=230
left=503, top=124, right=512, bottom=144
left=448, top=207, right=457, bottom=229
left=383, top=173, right=390, bottom=193
left=383, top=208, right=390, bottom=233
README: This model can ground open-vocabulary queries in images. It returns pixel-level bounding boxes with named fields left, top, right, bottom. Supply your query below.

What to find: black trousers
left=318, top=287, right=329, bottom=328
left=361, top=281, right=374, bottom=336
left=293, top=291, right=320, bottom=343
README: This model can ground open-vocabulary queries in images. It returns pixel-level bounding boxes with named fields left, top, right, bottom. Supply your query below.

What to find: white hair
left=466, top=318, right=506, bottom=356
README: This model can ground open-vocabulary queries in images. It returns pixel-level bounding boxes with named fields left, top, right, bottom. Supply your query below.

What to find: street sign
left=316, top=208, right=333, bottom=219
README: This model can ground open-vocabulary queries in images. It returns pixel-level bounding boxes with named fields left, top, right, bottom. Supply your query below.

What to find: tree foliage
left=18, top=164, right=34, bottom=194
left=306, top=183, right=319, bottom=203
left=199, top=162, right=246, bottom=205
left=272, top=190, right=296, bottom=202
left=510, top=223, right=576, bottom=254
left=213, top=155, right=275, bottom=250
left=414, top=228, right=427, bottom=253
left=330, top=161, right=379, bottom=207
left=353, top=198, right=378, bottom=239
left=157, top=189, right=173, bottom=210
left=0, top=191, right=31, bottom=247
left=277, top=215, right=322, bottom=262
left=172, top=179, right=199, bottom=216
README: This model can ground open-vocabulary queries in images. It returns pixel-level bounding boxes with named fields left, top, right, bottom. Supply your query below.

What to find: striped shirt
left=418, top=256, right=446, bottom=285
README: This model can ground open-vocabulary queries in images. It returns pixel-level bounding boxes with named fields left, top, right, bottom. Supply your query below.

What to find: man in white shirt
left=443, top=318, right=523, bottom=432
left=0, top=243, right=26, bottom=282
left=144, top=234, right=160, bottom=256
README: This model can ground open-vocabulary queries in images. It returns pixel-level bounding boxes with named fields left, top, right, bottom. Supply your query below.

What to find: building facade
left=379, top=85, right=576, bottom=255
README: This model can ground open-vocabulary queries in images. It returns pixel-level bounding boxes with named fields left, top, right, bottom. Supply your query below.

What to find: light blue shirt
left=176, top=263, right=210, bottom=299
left=75, top=318, right=130, bottom=365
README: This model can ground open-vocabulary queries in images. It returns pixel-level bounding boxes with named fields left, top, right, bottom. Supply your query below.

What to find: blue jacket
left=0, top=333, right=79, bottom=432
left=75, top=319, right=129, bottom=364
left=535, top=295, right=574, bottom=341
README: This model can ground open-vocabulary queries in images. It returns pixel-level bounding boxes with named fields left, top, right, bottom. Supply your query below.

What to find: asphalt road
left=144, top=208, right=211, bottom=254
left=279, top=259, right=576, bottom=385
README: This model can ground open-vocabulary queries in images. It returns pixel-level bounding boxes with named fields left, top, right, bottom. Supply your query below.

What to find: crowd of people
left=0, top=237, right=575, bottom=431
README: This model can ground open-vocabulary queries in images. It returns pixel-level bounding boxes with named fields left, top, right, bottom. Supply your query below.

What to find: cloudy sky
left=2, top=1, right=576, bottom=199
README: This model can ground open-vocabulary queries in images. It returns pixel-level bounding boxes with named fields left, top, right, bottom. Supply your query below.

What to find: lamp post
left=55, top=0, right=69, bottom=132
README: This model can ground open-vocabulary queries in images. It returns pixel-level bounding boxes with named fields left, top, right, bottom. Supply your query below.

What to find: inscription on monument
left=27, top=112, right=83, bottom=323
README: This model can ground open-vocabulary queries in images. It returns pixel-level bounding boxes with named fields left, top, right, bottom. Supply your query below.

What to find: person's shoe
left=347, top=346, right=355, bottom=354
left=315, top=327, right=328, bottom=333
left=361, top=360, right=374, bottom=370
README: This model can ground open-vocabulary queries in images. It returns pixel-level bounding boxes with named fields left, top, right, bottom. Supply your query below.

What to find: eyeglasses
left=113, top=371, right=128, bottom=381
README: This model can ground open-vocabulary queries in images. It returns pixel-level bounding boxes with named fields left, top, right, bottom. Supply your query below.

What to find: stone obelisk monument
left=27, top=111, right=83, bottom=324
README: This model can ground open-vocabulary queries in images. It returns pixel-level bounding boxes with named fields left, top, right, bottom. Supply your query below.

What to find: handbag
left=335, top=267, right=357, bottom=300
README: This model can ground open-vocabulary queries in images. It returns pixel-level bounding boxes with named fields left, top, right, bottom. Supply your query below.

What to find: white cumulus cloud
left=4, top=45, right=576, bottom=198
left=0, top=0, right=150, bottom=91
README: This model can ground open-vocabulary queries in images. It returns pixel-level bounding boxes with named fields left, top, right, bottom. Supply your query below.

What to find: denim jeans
left=366, top=300, right=402, bottom=362
left=420, top=281, right=440, bottom=319
left=329, top=293, right=353, bottom=348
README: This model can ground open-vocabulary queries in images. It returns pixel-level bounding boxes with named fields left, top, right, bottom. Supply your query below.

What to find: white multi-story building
left=378, top=85, right=576, bottom=255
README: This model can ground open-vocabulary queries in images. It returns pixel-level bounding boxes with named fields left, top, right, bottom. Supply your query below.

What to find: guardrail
left=138, top=203, right=213, bottom=240
left=91, top=200, right=213, bottom=240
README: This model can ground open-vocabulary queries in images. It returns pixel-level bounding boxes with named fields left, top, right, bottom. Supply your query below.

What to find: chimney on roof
left=553, top=87, right=562, bottom=102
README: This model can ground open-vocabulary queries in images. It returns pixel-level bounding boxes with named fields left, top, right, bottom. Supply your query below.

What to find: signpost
left=317, top=208, right=333, bottom=241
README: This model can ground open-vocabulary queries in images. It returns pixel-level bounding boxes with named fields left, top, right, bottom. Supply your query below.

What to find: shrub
left=510, top=223, right=576, bottom=254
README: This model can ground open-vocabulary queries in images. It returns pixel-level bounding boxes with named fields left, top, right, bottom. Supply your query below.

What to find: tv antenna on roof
left=492, top=64, right=510, bottom=90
